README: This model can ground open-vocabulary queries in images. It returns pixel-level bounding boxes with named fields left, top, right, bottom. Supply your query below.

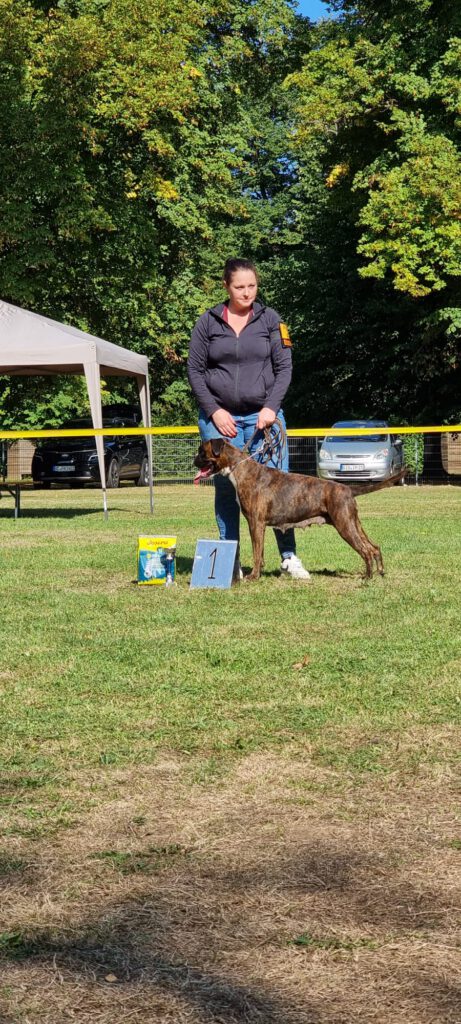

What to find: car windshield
left=61, top=418, right=126, bottom=429
left=325, top=422, right=389, bottom=443
left=325, top=434, right=388, bottom=443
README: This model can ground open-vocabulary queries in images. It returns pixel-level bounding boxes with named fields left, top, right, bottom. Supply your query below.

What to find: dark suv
left=32, top=415, right=149, bottom=489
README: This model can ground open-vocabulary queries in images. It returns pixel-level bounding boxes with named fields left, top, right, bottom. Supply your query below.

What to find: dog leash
left=242, top=416, right=287, bottom=468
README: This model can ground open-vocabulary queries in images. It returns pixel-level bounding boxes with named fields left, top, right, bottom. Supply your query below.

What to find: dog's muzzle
left=193, top=447, right=216, bottom=485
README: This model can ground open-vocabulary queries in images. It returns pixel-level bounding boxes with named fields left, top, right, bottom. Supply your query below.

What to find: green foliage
left=89, top=844, right=185, bottom=874
left=0, top=373, right=125, bottom=429
left=0, top=0, right=302, bottom=427
left=402, top=433, right=424, bottom=476
left=290, top=932, right=378, bottom=951
left=355, top=126, right=461, bottom=298
left=151, top=380, right=196, bottom=428
left=0, top=376, right=89, bottom=429
left=276, top=0, right=461, bottom=425
left=288, top=7, right=461, bottom=300
left=0, top=0, right=460, bottom=429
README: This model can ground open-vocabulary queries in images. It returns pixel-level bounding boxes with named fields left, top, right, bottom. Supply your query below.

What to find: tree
left=0, top=0, right=305, bottom=426
left=281, top=0, right=461, bottom=423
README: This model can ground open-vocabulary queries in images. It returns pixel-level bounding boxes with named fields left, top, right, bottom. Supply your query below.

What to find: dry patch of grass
left=1, top=750, right=460, bottom=1024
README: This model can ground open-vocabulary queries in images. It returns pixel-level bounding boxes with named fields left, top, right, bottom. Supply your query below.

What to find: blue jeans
left=198, top=408, right=296, bottom=560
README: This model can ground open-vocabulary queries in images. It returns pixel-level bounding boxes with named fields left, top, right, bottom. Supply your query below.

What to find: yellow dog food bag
left=137, top=536, right=177, bottom=585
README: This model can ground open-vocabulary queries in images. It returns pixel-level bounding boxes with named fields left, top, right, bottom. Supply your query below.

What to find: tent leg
left=149, top=456, right=154, bottom=515
left=136, top=372, right=154, bottom=514
left=84, top=360, right=108, bottom=517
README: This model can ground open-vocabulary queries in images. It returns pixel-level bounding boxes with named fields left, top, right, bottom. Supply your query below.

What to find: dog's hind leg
left=355, top=516, right=384, bottom=575
left=330, top=507, right=378, bottom=578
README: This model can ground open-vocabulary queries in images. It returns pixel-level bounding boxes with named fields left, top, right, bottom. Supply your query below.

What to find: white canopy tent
left=0, top=299, right=153, bottom=516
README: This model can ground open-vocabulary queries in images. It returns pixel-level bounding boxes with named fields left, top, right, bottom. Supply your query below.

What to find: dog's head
left=193, top=439, right=229, bottom=484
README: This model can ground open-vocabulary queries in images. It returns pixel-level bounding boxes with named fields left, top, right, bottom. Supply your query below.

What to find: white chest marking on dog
left=229, top=471, right=241, bottom=505
left=221, top=468, right=241, bottom=506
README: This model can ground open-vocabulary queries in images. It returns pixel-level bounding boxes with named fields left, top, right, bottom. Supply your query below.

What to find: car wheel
left=136, top=456, right=149, bottom=487
left=391, top=462, right=404, bottom=485
left=106, top=458, right=120, bottom=489
left=33, top=481, right=51, bottom=489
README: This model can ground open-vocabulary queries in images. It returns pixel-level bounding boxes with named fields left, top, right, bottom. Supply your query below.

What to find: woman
left=187, top=257, right=309, bottom=579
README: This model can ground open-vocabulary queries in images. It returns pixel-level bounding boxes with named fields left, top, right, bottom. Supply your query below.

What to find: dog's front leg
left=245, top=516, right=266, bottom=581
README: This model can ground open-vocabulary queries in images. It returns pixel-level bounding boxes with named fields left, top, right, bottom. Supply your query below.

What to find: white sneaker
left=280, top=555, right=310, bottom=580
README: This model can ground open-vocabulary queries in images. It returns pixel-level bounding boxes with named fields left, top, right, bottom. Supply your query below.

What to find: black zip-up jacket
left=187, top=302, right=292, bottom=418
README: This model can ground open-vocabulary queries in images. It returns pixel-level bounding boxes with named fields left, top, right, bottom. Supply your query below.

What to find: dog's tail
left=348, top=468, right=407, bottom=496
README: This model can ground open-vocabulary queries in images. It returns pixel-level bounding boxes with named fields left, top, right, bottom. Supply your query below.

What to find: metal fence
left=2, top=429, right=461, bottom=487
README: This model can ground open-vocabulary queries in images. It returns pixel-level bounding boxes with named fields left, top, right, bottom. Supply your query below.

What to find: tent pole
left=147, top=388, right=153, bottom=515
left=84, top=360, right=108, bottom=517
left=137, top=373, right=154, bottom=514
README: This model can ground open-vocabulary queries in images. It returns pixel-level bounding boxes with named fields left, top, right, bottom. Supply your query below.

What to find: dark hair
left=223, top=258, right=259, bottom=285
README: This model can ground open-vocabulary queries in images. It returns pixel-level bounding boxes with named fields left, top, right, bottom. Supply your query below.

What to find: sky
left=295, top=0, right=334, bottom=19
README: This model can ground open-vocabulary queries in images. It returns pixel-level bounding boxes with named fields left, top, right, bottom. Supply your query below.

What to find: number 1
left=208, top=547, right=217, bottom=579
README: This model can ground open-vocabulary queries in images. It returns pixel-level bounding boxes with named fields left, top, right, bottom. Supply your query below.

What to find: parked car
left=317, top=420, right=404, bottom=483
left=32, top=414, right=149, bottom=489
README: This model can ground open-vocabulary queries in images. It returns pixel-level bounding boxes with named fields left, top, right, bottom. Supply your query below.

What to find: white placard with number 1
left=190, top=539, right=238, bottom=589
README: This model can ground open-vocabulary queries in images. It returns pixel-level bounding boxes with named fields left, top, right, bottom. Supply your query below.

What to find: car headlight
left=372, top=448, right=389, bottom=461
left=319, top=447, right=332, bottom=460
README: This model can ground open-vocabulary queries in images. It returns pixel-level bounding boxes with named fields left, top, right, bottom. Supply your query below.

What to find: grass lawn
left=0, top=483, right=460, bottom=1023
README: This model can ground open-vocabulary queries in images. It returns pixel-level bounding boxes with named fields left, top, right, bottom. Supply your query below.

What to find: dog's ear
left=211, top=438, right=225, bottom=458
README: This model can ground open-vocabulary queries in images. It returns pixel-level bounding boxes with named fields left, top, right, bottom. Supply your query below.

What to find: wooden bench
left=0, top=484, right=21, bottom=518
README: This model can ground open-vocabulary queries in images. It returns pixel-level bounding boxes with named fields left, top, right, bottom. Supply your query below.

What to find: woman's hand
left=211, top=409, right=237, bottom=437
left=257, top=407, right=276, bottom=431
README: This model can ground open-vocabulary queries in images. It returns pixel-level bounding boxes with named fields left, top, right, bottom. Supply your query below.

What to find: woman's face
left=225, top=269, right=258, bottom=312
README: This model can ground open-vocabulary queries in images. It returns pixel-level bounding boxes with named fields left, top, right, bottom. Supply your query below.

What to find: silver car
left=317, top=420, right=404, bottom=483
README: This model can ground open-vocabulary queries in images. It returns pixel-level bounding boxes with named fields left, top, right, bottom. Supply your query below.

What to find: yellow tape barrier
left=290, top=426, right=460, bottom=437
left=0, top=424, right=460, bottom=440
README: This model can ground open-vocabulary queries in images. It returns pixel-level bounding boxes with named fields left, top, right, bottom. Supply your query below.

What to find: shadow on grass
left=0, top=508, right=123, bottom=520
left=310, top=567, right=357, bottom=578
left=217, top=841, right=452, bottom=931
left=0, top=927, right=313, bottom=1023
left=176, top=555, right=194, bottom=574
left=248, top=566, right=356, bottom=579
left=1, top=837, right=460, bottom=1021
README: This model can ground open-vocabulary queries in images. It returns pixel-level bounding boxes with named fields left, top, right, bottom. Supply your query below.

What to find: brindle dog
left=194, top=439, right=405, bottom=580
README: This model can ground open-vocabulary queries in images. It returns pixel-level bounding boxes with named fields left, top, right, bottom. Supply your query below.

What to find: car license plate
left=53, top=465, right=75, bottom=472
left=340, top=463, right=363, bottom=472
